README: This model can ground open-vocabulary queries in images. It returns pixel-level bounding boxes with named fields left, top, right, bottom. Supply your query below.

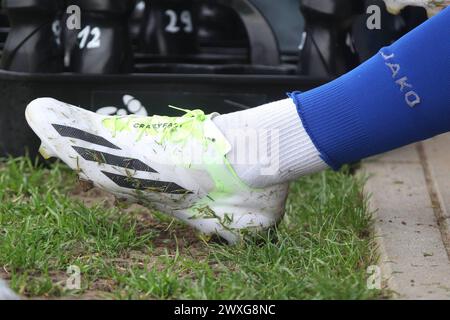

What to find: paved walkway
left=360, top=133, right=450, bottom=299
left=0, top=280, right=19, bottom=300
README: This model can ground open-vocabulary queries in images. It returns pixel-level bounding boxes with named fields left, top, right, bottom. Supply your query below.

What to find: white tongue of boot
left=383, top=0, right=448, bottom=17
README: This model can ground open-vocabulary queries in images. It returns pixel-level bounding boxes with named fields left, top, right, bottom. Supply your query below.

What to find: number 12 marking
left=78, top=25, right=101, bottom=49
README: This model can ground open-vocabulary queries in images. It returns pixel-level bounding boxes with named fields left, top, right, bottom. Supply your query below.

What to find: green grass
left=0, top=157, right=381, bottom=299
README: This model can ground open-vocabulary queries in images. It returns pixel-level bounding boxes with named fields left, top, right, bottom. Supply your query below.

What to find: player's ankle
left=213, top=98, right=328, bottom=188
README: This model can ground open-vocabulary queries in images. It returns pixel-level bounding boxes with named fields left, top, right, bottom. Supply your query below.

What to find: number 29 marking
left=165, top=10, right=193, bottom=34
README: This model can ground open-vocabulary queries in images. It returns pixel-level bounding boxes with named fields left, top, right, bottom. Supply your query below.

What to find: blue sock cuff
left=288, top=91, right=341, bottom=170
left=289, top=7, right=450, bottom=169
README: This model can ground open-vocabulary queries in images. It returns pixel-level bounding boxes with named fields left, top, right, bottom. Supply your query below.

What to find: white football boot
left=25, top=98, right=289, bottom=244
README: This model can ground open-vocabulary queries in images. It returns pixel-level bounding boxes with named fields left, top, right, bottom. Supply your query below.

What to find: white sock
left=213, top=98, right=329, bottom=188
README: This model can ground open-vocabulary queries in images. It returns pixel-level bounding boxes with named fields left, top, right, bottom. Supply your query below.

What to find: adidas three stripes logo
left=52, top=124, right=192, bottom=195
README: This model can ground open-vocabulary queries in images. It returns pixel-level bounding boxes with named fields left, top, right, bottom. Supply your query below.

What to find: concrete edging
left=360, top=134, right=450, bottom=299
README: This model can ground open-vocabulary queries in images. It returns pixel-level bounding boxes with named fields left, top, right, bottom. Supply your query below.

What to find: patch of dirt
left=70, top=183, right=116, bottom=208
left=131, top=208, right=205, bottom=255
left=0, top=269, right=11, bottom=281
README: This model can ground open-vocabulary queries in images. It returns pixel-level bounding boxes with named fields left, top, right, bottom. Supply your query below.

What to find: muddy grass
left=61, top=185, right=208, bottom=299
left=70, top=184, right=206, bottom=254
